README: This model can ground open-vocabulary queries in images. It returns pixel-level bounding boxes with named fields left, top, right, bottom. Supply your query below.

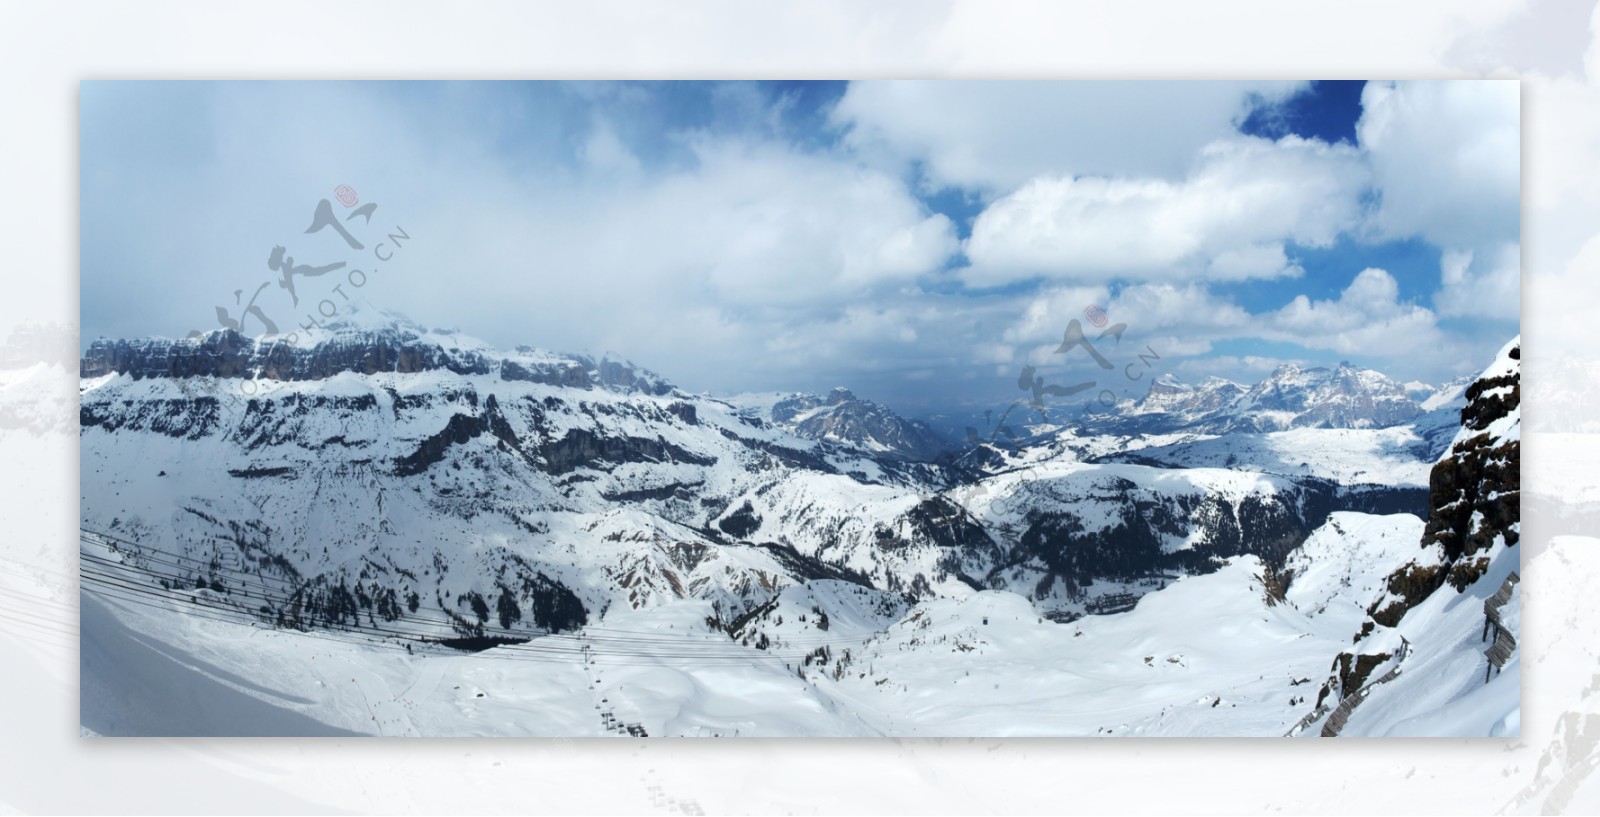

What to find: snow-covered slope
left=81, top=308, right=960, bottom=643
left=80, top=553, right=1367, bottom=738
left=1334, top=544, right=1520, bottom=737
left=1284, top=511, right=1427, bottom=636
left=1282, top=336, right=1522, bottom=737
left=1099, top=426, right=1437, bottom=488
left=80, top=306, right=1419, bottom=643
left=76, top=307, right=1520, bottom=737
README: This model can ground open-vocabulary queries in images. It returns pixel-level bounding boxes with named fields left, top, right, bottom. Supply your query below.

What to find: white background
left=2, top=1, right=1597, bottom=813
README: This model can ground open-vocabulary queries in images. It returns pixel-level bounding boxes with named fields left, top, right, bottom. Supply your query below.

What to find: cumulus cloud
left=415, top=135, right=966, bottom=395
left=998, top=283, right=1248, bottom=387
left=79, top=80, right=1521, bottom=410
left=1103, top=283, right=1253, bottom=339
left=1357, top=80, right=1522, bottom=327
left=1263, top=267, right=1447, bottom=359
left=831, top=80, right=1304, bottom=192
left=961, top=136, right=1367, bottom=287
left=1358, top=79, right=1521, bottom=248
left=995, top=269, right=1481, bottom=388
left=1435, top=243, right=1522, bottom=319
left=1208, top=243, right=1303, bottom=280
left=84, top=82, right=968, bottom=398
left=613, top=140, right=960, bottom=306
left=1000, top=284, right=1112, bottom=347
left=579, top=118, right=643, bottom=176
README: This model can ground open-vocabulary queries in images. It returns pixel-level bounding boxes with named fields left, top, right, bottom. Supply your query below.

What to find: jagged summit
left=1371, top=335, right=1520, bottom=621
left=1102, top=360, right=1420, bottom=434
left=728, top=386, right=951, bottom=462
left=1131, top=373, right=1247, bottom=421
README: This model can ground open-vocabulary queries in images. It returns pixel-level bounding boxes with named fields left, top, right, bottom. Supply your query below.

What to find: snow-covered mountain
left=1234, top=362, right=1423, bottom=430
left=1277, top=336, right=1522, bottom=737
left=1086, top=362, right=1424, bottom=436
left=80, top=310, right=977, bottom=640
left=727, top=387, right=952, bottom=462
left=77, top=307, right=1417, bottom=633
left=1129, top=374, right=1248, bottom=422
left=1418, top=375, right=1475, bottom=412
left=1371, top=336, right=1521, bottom=620
left=76, top=306, right=1520, bottom=737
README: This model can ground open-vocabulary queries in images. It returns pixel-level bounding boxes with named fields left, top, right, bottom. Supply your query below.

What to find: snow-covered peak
left=1479, top=335, right=1522, bottom=385
left=1366, top=334, right=1520, bottom=627
left=1453, top=335, right=1521, bottom=449
left=1129, top=372, right=1246, bottom=420
left=730, top=387, right=951, bottom=462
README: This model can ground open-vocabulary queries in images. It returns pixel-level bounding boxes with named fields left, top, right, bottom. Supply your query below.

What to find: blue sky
left=81, top=80, right=1520, bottom=416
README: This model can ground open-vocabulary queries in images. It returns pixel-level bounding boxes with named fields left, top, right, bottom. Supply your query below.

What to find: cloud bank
left=79, top=80, right=1520, bottom=413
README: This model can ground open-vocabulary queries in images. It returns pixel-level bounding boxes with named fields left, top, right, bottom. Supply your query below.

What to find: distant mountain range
left=1090, top=362, right=1465, bottom=435
left=72, top=304, right=1520, bottom=736
left=76, top=304, right=1468, bottom=629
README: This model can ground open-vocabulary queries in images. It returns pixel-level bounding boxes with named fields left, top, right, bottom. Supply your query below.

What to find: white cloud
left=1358, top=80, right=1521, bottom=248
left=1524, top=73, right=1600, bottom=270
left=831, top=80, right=1304, bottom=192
left=1264, top=268, right=1446, bottom=359
left=1357, top=81, right=1521, bottom=328
left=89, top=82, right=967, bottom=398
left=1529, top=228, right=1600, bottom=356
left=961, top=136, right=1368, bottom=287
left=1208, top=243, right=1302, bottom=280
left=1145, top=336, right=1214, bottom=357
left=999, top=282, right=1247, bottom=373
left=1105, top=282, right=1253, bottom=335
left=579, top=118, right=643, bottom=176
left=997, top=270, right=1473, bottom=386
left=972, top=341, right=1016, bottom=366
left=79, top=80, right=1522, bottom=407
left=1435, top=243, right=1522, bottom=319
left=412, top=137, right=966, bottom=395
left=632, top=140, right=959, bottom=306
left=1000, top=284, right=1111, bottom=348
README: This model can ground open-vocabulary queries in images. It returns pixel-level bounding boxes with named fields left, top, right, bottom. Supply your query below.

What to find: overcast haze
left=80, top=80, right=1521, bottom=416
